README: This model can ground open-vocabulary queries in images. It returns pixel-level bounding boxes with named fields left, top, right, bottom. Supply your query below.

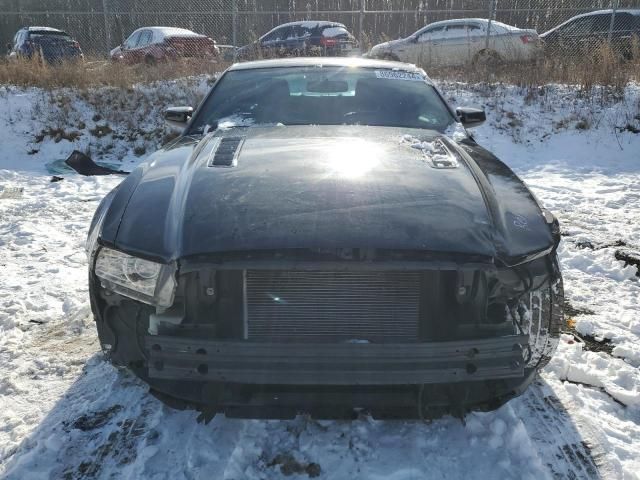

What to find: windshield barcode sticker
left=375, top=70, right=425, bottom=81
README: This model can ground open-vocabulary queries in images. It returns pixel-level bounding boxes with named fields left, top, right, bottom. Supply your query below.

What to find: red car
left=110, top=27, right=218, bottom=64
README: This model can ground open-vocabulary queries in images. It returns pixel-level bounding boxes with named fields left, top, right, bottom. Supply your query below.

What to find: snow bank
left=1, top=81, right=640, bottom=479
left=547, top=335, right=640, bottom=407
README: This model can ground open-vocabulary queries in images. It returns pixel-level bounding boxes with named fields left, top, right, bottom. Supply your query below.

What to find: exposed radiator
left=245, top=271, right=420, bottom=342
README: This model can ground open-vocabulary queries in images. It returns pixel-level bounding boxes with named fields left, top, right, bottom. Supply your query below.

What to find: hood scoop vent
left=208, top=137, right=245, bottom=167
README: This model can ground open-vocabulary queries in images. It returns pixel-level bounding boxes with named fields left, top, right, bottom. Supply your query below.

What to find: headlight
left=94, top=247, right=176, bottom=307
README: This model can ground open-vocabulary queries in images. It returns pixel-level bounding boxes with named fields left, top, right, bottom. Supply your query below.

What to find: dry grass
left=0, top=45, right=638, bottom=94
left=0, top=56, right=230, bottom=90
left=428, top=43, right=640, bottom=94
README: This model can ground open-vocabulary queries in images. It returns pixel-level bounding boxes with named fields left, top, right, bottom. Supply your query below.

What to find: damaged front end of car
left=87, top=240, right=563, bottom=419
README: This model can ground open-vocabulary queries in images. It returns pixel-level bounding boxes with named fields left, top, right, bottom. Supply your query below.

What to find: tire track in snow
left=515, top=380, right=600, bottom=479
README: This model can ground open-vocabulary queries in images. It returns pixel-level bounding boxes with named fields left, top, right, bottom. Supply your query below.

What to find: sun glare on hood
left=324, top=138, right=382, bottom=179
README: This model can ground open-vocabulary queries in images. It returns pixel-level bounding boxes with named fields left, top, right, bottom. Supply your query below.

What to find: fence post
left=608, top=0, right=619, bottom=44
left=232, top=0, right=238, bottom=60
left=359, top=0, right=366, bottom=50
left=485, top=0, right=498, bottom=50
left=102, top=0, right=111, bottom=52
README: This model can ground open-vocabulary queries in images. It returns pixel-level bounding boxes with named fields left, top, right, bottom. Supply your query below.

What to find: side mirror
left=164, top=106, right=194, bottom=132
left=456, top=107, right=486, bottom=128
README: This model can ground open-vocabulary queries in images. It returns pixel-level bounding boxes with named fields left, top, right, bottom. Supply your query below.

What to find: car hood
left=372, top=38, right=407, bottom=51
left=103, top=125, right=554, bottom=265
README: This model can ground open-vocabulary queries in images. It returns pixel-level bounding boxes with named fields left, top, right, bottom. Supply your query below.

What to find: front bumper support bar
left=146, top=335, right=529, bottom=385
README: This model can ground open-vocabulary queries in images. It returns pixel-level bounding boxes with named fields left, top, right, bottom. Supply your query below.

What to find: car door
left=437, top=22, right=478, bottom=66
left=590, top=13, right=615, bottom=51
left=610, top=13, right=637, bottom=56
left=284, top=25, right=306, bottom=54
left=135, top=30, right=154, bottom=62
left=550, top=16, right=596, bottom=54
left=410, top=25, right=446, bottom=65
left=464, top=22, right=486, bottom=61
left=122, top=31, right=142, bottom=63
left=273, top=26, right=293, bottom=55
left=260, top=26, right=288, bottom=57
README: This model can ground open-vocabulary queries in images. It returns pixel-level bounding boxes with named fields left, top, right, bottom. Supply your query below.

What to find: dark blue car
left=236, top=21, right=359, bottom=60
left=7, top=27, right=84, bottom=64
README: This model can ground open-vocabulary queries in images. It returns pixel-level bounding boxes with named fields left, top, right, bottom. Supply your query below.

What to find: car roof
left=572, top=9, right=640, bottom=18
left=25, top=26, right=67, bottom=34
left=228, top=57, right=433, bottom=81
left=131, top=26, right=204, bottom=37
left=260, top=20, right=347, bottom=39
left=424, top=18, right=491, bottom=28
left=414, top=18, right=521, bottom=32
left=272, top=20, right=346, bottom=29
left=541, top=9, right=640, bottom=36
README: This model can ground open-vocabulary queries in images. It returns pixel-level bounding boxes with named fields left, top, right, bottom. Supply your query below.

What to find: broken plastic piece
left=65, top=150, right=128, bottom=176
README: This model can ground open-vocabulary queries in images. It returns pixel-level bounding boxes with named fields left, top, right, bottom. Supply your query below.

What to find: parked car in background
left=236, top=21, right=358, bottom=60
left=110, top=27, right=219, bottom=64
left=368, top=19, right=539, bottom=67
left=540, top=9, right=640, bottom=59
left=6, top=27, right=84, bottom=64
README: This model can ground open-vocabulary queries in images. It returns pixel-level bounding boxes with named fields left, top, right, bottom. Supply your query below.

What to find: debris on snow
left=0, top=186, right=24, bottom=199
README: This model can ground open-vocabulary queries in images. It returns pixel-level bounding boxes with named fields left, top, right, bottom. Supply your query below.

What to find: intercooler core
left=245, top=270, right=421, bottom=342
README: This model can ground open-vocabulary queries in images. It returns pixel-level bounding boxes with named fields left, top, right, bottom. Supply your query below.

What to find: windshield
left=30, top=31, right=74, bottom=42
left=188, top=66, right=456, bottom=134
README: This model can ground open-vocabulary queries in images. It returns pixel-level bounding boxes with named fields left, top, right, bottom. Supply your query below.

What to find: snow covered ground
left=0, top=80, right=639, bottom=479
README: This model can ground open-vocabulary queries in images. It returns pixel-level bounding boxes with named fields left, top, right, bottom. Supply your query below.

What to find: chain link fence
left=2, top=0, right=640, bottom=65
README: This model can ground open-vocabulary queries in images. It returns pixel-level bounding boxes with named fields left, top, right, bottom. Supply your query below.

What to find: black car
left=7, top=26, right=84, bottom=64
left=541, top=9, right=640, bottom=59
left=87, top=58, right=564, bottom=419
left=236, top=21, right=358, bottom=60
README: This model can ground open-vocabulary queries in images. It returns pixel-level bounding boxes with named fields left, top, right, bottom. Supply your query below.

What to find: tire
left=535, top=273, right=565, bottom=370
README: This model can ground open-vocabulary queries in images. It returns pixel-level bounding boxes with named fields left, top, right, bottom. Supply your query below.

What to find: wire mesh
left=1, top=0, right=639, bottom=65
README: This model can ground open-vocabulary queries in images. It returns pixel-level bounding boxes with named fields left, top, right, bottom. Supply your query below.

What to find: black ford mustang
left=87, top=58, right=563, bottom=419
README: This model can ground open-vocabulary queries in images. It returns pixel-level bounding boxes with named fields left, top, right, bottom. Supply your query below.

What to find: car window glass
left=190, top=67, right=456, bottom=134
left=125, top=31, right=141, bottom=49
left=466, top=24, right=484, bottom=36
left=276, top=27, right=292, bottom=41
left=614, top=13, right=635, bottom=33
left=559, top=17, right=594, bottom=36
left=592, top=14, right=613, bottom=34
left=261, top=30, right=275, bottom=42
left=30, top=31, right=74, bottom=43
left=138, top=30, right=153, bottom=47
left=322, top=26, right=349, bottom=37
left=418, top=26, right=445, bottom=42
left=289, top=26, right=304, bottom=39
left=263, top=27, right=285, bottom=42
left=443, top=24, right=473, bottom=38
